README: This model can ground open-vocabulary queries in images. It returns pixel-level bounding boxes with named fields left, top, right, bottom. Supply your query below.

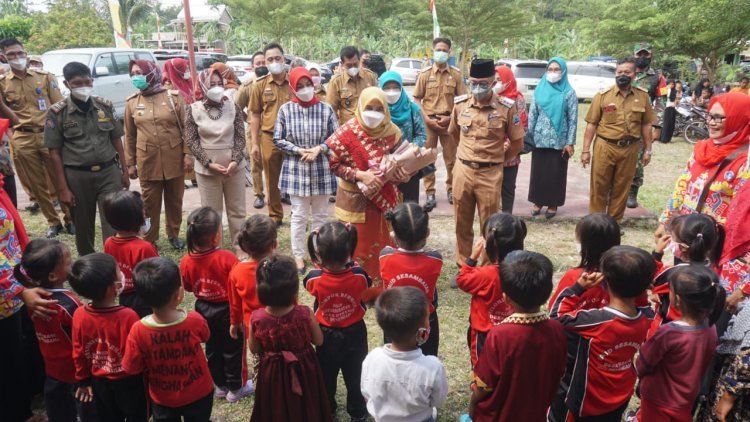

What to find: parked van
left=495, top=59, right=547, bottom=106
left=41, top=48, right=156, bottom=117
left=566, top=61, right=616, bottom=100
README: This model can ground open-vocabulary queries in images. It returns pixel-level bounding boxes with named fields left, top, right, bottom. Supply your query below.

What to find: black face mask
left=254, top=66, right=269, bottom=77
left=635, top=57, right=651, bottom=69
left=616, top=75, right=632, bottom=88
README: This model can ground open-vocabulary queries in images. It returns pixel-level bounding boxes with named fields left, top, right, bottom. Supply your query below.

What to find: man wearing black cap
left=448, top=59, right=525, bottom=267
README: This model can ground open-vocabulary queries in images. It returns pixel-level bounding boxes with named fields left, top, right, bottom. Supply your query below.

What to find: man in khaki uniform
left=327, top=46, right=378, bottom=125
left=581, top=56, right=655, bottom=222
left=45, top=62, right=129, bottom=256
left=235, top=51, right=266, bottom=209
left=449, top=59, right=525, bottom=266
left=249, top=43, right=293, bottom=226
left=124, top=60, right=191, bottom=249
left=413, top=37, right=467, bottom=211
left=0, top=38, right=74, bottom=237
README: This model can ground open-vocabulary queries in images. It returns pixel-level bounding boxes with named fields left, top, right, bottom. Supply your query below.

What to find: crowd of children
left=7, top=187, right=750, bottom=422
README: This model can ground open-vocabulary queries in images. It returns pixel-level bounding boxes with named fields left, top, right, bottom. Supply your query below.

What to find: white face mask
left=182, top=71, right=191, bottom=80
left=546, top=72, right=563, bottom=84
left=71, top=87, right=93, bottom=102
left=384, top=89, right=402, bottom=105
left=116, top=272, right=126, bottom=295
left=493, top=82, right=507, bottom=95
left=361, top=110, right=385, bottom=128
left=268, top=62, right=284, bottom=75
left=713, top=129, right=739, bottom=145
left=668, top=241, right=684, bottom=259
left=311, top=76, right=322, bottom=88
left=138, top=217, right=151, bottom=236
left=8, top=58, right=27, bottom=71
left=206, top=86, right=224, bottom=103
left=295, top=86, right=315, bottom=102
left=347, top=67, right=360, bottom=78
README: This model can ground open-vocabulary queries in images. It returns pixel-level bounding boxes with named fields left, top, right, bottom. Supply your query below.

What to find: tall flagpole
left=182, top=0, right=198, bottom=94
left=108, top=0, right=130, bottom=48
left=430, top=0, right=440, bottom=39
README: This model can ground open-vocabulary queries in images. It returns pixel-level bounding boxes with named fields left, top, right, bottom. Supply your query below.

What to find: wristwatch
left=319, top=143, right=330, bottom=154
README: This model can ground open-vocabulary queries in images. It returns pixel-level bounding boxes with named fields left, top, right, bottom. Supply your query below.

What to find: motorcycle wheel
left=683, top=121, right=708, bottom=145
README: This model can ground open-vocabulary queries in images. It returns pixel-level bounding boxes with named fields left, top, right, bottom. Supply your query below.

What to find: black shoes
left=627, top=187, right=639, bottom=209
left=64, top=223, right=75, bottom=235
left=26, top=202, right=40, bottom=214
left=169, top=238, right=186, bottom=250
left=281, top=194, right=292, bottom=205
left=447, top=192, right=454, bottom=205
left=253, top=196, right=265, bottom=209
left=424, top=195, right=437, bottom=212
left=46, top=224, right=63, bottom=238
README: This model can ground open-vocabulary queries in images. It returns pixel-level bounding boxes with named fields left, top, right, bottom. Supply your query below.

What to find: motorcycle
left=674, top=98, right=708, bottom=144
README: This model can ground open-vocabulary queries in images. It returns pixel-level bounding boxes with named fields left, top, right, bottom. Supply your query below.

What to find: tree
left=0, top=0, right=29, bottom=16
left=97, top=0, right=153, bottom=42
left=218, top=0, right=319, bottom=44
left=26, top=0, right=112, bottom=53
left=0, top=15, right=34, bottom=41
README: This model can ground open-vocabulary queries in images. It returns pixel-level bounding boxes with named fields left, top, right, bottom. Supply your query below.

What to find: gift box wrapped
left=357, top=142, right=437, bottom=198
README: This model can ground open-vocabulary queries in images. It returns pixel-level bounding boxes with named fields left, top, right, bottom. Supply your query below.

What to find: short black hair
left=263, top=42, right=284, bottom=55
left=484, top=213, right=527, bottom=264
left=308, top=221, right=357, bottom=268
left=616, top=56, right=637, bottom=70
left=600, top=246, right=655, bottom=298
left=741, top=76, right=749, bottom=83
left=103, top=191, right=146, bottom=233
left=251, top=51, right=264, bottom=62
left=133, top=257, right=181, bottom=308
left=186, top=207, right=222, bottom=253
left=384, top=203, right=428, bottom=250
left=375, top=287, right=427, bottom=344
left=359, top=49, right=370, bottom=56
left=500, top=251, right=554, bottom=309
left=68, top=253, right=118, bottom=301
left=13, top=239, right=67, bottom=289
left=576, top=213, right=621, bottom=271
left=0, top=38, right=22, bottom=53
left=432, top=37, right=452, bottom=49
left=62, top=62, right=92, bottom=81
left=256, top=255, right=299, bottom=307
left=340, top=46, right=359, bottom=61
left=237, top=214, right=277, bottom=258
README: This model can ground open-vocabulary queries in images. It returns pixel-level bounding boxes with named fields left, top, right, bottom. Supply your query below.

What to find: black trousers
left=195, top=300, right=245, bottom=391
left=0, top=311, right=33, bottom=422
left=501, top=165, right=519, bottom=214
left=90, top=375, right=148, bottom=422
left=151, top=391, right=213, bottom=422
left=548, top=396, right=628, bottom=422
left=317, top=320, right=368, bottom=418
left=119, top=291, right=152, bottom=318
left=398, top=174, right=421, bottom=203
left=384, top=312, right=440, bottom=357
left=44, top=376, right=98, bottom=422
left=3, top=174, right=17, bottom=207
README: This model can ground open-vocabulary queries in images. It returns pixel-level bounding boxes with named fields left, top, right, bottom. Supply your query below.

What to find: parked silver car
left=495, top=59, right=547, bottom=106
left=389, top=58, right=427, bottom=85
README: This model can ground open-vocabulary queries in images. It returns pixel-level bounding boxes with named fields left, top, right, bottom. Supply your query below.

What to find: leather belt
left=460, top=159, right=501, bottom=169
left=428, top=113, right=450, bottom=119
left=16, top=126, right=44, bottom=133
left=597, top=135, right=640, bottom=147
left=64, top=158, right=118, bottom=172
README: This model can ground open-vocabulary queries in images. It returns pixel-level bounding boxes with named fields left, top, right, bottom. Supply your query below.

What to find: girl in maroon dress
left=249, top=255, right=332, bottom=422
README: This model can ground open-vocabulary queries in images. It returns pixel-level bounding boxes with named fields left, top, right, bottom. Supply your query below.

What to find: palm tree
left=103, top=0, right=153, bottom=42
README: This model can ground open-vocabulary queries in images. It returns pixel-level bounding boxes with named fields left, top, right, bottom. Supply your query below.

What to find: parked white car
left=389, top=58, right=427, bottom=85
left=41, top=48, right=156, bottom=118
left=495, top=59, right=547, bottom=106
left=566, top=61, right=616, bottom=100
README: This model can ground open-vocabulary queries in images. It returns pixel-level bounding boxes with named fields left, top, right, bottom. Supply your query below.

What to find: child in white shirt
left=361, top=286, right=449, bottom=422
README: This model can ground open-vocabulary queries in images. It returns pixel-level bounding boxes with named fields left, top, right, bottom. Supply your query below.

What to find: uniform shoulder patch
left=454, top=94, right=469, bottom=104
left=126, top=92, right=139, bottom=101
left=499, top=96, right=515, bottom=108
left=242, top=78, right=254, bottom=86
left=92, top=96, right=113, bottom=108
left=30, top=68, right=49, bottom=75
left=419, top=67, right=432, bottom=74
left=634, top=85, right=648, bottom=93
left=450, top=65, right=462, bottom=73
left=49, top=100, right=67, bottom=114
left=255, top=73, right=270, bottom=82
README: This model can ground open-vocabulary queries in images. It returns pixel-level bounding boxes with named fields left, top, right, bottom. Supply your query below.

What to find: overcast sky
left=28, top=0, right=210, bottom=13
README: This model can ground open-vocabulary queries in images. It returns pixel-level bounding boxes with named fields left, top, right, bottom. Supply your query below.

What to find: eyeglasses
left=707, top=114, right=726, bottom=123
left=4, top=50, right=26, bottom=59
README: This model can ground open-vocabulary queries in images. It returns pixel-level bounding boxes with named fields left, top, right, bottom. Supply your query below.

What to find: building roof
left=171, top=4, right=233, bottom=25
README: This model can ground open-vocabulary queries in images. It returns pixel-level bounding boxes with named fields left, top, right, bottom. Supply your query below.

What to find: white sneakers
left=226, top=380, right=255, bottom=403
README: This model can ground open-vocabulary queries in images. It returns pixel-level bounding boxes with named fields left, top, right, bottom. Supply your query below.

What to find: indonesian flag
left=430, top=0, right=440, bottom=39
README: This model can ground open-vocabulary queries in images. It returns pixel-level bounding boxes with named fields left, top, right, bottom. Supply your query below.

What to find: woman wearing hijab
left=274, top=67, right=338, bottom=272
left=379, top=70, right=427, bottom=202
left=163, top=58, right=195, bottom=104
left=527, top=57, right=578, bottom=218
left=494, top=66, right=529, bottom=214
left=184, top=68, right=247, bottom=243
left=325, top=87, right=408, bottom=280
left=306, top=63, right=328, bottom=102
left=124, top=60, right=191, bottom=249
left=210, top=62, right=240, bottom=100
left=658, top=93, right=750, bottom=307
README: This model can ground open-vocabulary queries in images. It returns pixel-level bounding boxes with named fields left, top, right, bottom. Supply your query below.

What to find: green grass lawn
left=22, top=103, right=695, bottom=421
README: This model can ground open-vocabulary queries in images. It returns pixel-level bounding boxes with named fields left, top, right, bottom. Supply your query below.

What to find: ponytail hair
left=307, top=221, right=358, bottom=268
left=256, top=254, right=298, bottom=307
left=483, top=213, right=526, bottom=264
left=186, top=206, right=222, bottom=253
left=14, top=238, right=67, bottom=289
left=669, top=214, right=723, bottom=264
left=384, top=203, right=429, bottom=250
left=669, top=264, right=727, bottom=325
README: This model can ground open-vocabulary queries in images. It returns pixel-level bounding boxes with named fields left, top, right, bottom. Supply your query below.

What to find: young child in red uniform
left=103, top=191, right=159, bottom=317
left=123, top=258, right=214, bottom=422
left=380, top=203, right=443, bottom=357
left=549, top=246, right=656, bottom=422
left=250, top=255, right=332, bottom=422
left=468, top=251, right=567, bottom=422
left=455, top=212, right=527, bottom=368
left=14, top=239, right=97, bottom=421
left=68, top=253, right=147, bottom=422
left=305, top=221, right=371, bottom=421
left=634, top=265, right=725, bottom=422
left=180, top=207, right=251, bottom=402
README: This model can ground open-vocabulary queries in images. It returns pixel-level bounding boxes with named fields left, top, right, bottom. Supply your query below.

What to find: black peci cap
left=469, top=59, right=495, bottom=78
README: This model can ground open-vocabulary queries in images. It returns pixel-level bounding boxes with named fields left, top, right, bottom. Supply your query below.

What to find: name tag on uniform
left=136, top=104, right=145, bottom=109
left=428, top=77, right=437, bottom=82
left=603, top=104, right=616, bottom=113
left=488, top=113, right=500, bottom=121
left=37, top=98, right=47, bottom=111
left=62, top=121, right=78, bottom=129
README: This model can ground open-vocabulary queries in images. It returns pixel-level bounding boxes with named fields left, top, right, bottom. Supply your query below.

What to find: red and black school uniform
left=104, top=235, right=159, bottom=317
left=455, top=261, right=514, bottom=368
left=228, top=260, right=262, bottom=329
left=123, top=310, right=214, bottom=421
left=72, top=304, right=147, bottom=421
left=304, top=265, right=372, bottom=420
left=549, top=284, right=654, bottom=421
left=180, top=248, right=245, bottom=392
left=30, top=288, right=97, bottom=421
left=379, top=246, right=443, bottom=356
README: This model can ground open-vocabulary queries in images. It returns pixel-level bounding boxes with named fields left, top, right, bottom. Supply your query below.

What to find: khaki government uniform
left=585, top=85, right=656, bottom=222
left=326, top=68, right=378, bottom=125
left=44, top=96, right=125, bottom=255
left=235, top=79, right=265, bottom=199
left=124, top=89, right=187, bottom=243
left=0, top=69, right=73, bottom=227
left=249, top=73, right=293, bottom=223
left=413, top=64, right=467, bottom=196
left=449, top=94, right=525, bottom=264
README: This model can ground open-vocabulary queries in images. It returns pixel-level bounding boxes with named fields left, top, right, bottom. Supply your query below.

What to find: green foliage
left=0, top=15, right=34, bottom=41
left=0, top=0, right=29, bottom=16
left=26, top=0, right=112, bottom=53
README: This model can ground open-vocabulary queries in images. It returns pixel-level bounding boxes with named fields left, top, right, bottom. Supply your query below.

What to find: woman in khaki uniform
left=124, top=59, right=192, bottom=249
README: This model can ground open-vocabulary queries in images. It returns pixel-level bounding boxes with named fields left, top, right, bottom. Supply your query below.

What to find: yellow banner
left=108, top=0, right=131, bottom=48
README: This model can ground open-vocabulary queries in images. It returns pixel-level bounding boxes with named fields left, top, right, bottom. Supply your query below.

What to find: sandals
left=531, top=206, right=542, bottom=216
left=296, top=258, right=307, bottom=275
left=545, top=208, right=558, bottom=219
